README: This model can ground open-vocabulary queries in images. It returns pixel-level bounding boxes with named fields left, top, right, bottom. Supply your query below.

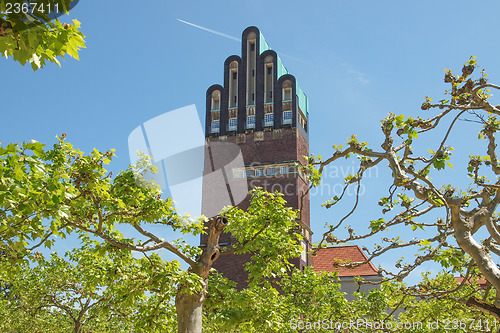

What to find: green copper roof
left=259, top=32, right=309, bottom=118
left=259, top=32, right=271, bottom=54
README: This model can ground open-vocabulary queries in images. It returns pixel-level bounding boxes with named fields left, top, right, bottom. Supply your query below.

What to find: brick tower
left=201, top=26, right=311, bottom=288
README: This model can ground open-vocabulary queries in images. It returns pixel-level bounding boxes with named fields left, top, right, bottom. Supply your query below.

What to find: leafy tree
left=204, top=267, right=497, bottom=332
left=0, top=138, right=301, bottom=332
left=389, top=272, right=497, bottom=333
left=4, top=258, right=495, bottom=332
left=0, top=0, right=85, bottom=70
left=0, top=238, right=182, bottom=332
left=203, top=268, right=350, bottom=332
left=307, top=57, right=500, bottom=320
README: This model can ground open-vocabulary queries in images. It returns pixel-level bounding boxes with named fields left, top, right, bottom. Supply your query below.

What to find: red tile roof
left=454, top=277, right=489, bottom=289
left=313, top=245, right=380, bottom=277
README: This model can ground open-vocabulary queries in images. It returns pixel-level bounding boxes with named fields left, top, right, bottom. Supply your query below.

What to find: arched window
left=282, top=79, right=292, bottom=101
left=264, top=55, right=274, bottom=104
left=210, top=90, right=221, bottom=133
left=246, top=32, right=256, bottom=106
left=282, top=80, right=293, bottom=125
left=229, top=61, right=238, bottom=108
left=211, top=90, right=220, bottom=111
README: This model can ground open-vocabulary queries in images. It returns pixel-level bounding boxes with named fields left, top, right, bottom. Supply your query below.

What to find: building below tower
left=313, top=243, right=383, bottom=301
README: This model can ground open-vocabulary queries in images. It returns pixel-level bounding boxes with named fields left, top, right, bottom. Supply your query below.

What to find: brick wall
left=201, top=127, right=310, bottom=288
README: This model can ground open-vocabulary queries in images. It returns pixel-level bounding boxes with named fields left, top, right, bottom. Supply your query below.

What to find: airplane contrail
left=176, top=19, right=367, bottom=85
left=176, top=19, right=308, bottom=65
left=176, top=19, right=241, bottom=42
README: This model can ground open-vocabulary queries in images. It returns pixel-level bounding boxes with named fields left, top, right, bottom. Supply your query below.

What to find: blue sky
left=3, top=0, right=500, bottom=282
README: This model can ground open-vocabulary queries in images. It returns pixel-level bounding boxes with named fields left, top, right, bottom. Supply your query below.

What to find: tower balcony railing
left=227, top=118, right=238, bottom=132
left=210, top=124, right=220, bottom=134
left=246, top=115, right=255, bottom=129
left=263, top=114, right=274, bottom=127
left=264, top=102, right=274, bottom=113
left=282, top=100, right=292, bottom=112
left=282, top=111, right=293, bottom=125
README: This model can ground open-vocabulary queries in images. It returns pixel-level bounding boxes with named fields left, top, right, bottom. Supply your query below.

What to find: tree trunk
left=466, top=296, right=500, bottom=321
left=74, top=321, right=82, bottom=333
left=175, top=215, right=228, bottom=332
left=175, top=285, right=205, bottom=333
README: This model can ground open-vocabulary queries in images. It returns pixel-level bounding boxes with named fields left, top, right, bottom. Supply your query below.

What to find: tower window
left=282, top=111, right=292, bottom=125
left=211, top=91, right=221, bottom=110
left=283, top=88, right=292, bottom=101
left=252, top=69, right=255, bottom=77
left=211, top=110, right=220, bottom=121
left=250, top=43, right=255, bottom=51
left=246, top=115, right=255, bottom=129
left=228, top=117, right=238, bottom=131
left=211, top=120, right=220, bottom=134
left=229, top=61, right=238, bottom=108
left=264, top=113, right=274, bottom=127
left=252, top=93, right=255, bottom=101
left=234, top=95, right=237, bottom=104
left=233, top=168, right=245, bottom=179
left=298, top=108, right=307, bottom=130
left=283, top=80, right=293, bottom=101
left=301, top=240, right=307, bottom=262
left=264, top=61, right=274, bottom=104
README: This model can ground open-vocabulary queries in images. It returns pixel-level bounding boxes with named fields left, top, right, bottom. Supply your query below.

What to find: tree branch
left=466, top=297, right=500, bottom=320
left=62, top=216, right=197, bottom=268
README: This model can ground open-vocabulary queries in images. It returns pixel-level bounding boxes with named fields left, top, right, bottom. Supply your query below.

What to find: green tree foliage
left=203, top=268, right=498, bottom=332
left=0, top=137, right=301, bottom=332
left=203, top=268, right=349, bottom=332
left=306, top=58, right=500, bottom=320
left=0, top=0, right=85, bottom=70
left=222, top=192, right=302, bottom=287
left=0, top=137, right=498, bottom=331
left=0, top=239, right=182, bottom=332
left=383, top=272, right=498, bottom=333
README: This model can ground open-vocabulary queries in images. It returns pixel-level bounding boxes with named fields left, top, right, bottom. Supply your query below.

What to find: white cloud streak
left=176, top=19, right=241, bottom=42
left=342, top=63, right=370, bottom=85
left=176, top=19, right=369, bottom=86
